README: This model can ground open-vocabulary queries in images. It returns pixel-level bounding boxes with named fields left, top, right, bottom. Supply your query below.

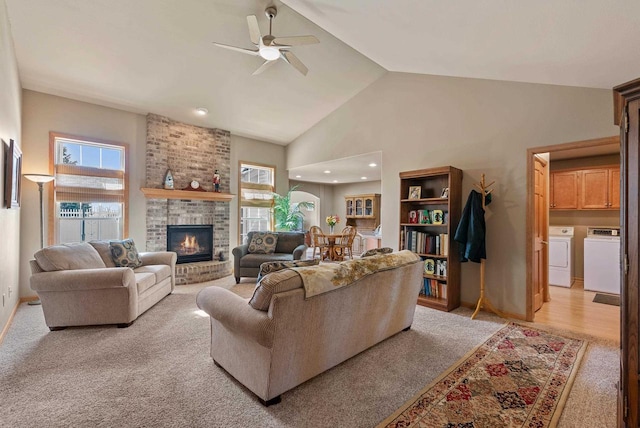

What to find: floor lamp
left=23, top=173, right=55, bottom=306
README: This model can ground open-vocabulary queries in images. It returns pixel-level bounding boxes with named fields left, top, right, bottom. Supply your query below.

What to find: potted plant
left=272, top=185, right=315, bottom=231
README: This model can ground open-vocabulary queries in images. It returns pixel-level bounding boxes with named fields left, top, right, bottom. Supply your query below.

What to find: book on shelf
left=438, top=233, right=449, bottom=256
left=404, top=230, right=449, bottom=255
left=421, top=278, right=447, bottom=299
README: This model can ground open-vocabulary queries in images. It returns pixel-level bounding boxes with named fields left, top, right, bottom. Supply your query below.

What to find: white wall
left=287, top=72, right=618, bottom=317
left=0, top=0, right=22, bottom=334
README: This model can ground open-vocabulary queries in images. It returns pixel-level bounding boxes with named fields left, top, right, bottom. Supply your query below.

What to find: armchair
left=232, top=231, right=307, bottom=283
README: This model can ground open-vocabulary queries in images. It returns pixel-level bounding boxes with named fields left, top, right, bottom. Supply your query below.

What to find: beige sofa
left=196, top=250, right=423, bottom=405
left=29, top=241, right=176, bottom=330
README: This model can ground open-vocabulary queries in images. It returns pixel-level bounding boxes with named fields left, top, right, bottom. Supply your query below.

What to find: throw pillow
left=248, top=232, right=278, bottom=254
left=361, top=247, right=394, bottom=258
left=257, top=258, right=320, bottom=282
left=109, top=239, right=143, bottom=268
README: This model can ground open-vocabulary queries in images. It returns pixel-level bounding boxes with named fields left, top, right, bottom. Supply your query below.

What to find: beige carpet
left=0, top=276, right=618, bottom=427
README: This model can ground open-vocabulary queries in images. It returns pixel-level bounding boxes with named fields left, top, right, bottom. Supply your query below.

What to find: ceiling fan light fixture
left=259, top=46, right=280, bottom=61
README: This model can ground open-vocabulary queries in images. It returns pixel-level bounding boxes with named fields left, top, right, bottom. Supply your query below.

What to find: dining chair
left=335, top=226, right=357, bottom=260
left=309, top=225, right=329, bottom=259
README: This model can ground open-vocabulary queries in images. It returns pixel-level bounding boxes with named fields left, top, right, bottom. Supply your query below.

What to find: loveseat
left=196, top=250, right=422, bottom=405
left=29, top=241, right=176, bottom=330
left=232, top=231, right=307, bottom=283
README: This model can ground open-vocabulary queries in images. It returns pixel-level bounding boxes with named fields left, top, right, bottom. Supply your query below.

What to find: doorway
left=526, top=136, right=620, bottom=340
left=290, top=190, right=320, bottom=231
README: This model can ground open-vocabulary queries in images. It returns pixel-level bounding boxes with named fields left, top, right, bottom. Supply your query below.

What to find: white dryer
left=584, top=227, right=620, bottom=295
left=548, top=226, right=574, bottom=287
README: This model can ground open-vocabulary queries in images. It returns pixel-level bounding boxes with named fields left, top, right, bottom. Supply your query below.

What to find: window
left=50, top=133, right=128, bottom=244
left=239, top=162, right=274, bottom=244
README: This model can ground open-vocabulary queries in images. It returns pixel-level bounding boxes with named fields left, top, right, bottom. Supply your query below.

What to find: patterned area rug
left=379, top=323, right=587, bottom=428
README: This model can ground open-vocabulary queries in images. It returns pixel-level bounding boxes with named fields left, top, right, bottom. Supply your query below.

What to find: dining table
left=322, top=233, right=347, bottom=261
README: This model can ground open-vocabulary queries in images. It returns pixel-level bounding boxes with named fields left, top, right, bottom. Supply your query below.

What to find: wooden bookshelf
left=399, top=166, right=463, bottom=311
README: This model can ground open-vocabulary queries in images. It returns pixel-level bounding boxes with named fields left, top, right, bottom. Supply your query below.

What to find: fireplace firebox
left=167, top=225, right=213, bottom=264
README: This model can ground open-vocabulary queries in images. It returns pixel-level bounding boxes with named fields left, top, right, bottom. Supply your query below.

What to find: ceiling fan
left=213, top=6, right=319, bottom=76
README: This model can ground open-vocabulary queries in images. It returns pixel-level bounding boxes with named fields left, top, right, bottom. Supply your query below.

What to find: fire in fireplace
left=167, top=225, right=213, bottom=264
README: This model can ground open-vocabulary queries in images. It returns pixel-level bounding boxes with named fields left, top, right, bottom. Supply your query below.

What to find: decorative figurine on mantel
left=213, top=170, right=221, bottom=192
left=163, top=169, right=174, bottom=190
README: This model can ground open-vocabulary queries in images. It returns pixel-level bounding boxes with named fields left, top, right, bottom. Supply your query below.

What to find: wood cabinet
left=610, top=167, right=621, bottom=209
left=345, top=198, right=354, bottom=217
left=550, top=171, right=579, bottom=209
left=345, top=194, right=380, bottom=219
left=344, top=194, right=380, bottom=233
left=399, top=166, right=462, bottom=312
left=550, top=165, right=620, bottom=210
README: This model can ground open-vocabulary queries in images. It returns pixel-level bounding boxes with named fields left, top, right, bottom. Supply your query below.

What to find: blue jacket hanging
left=454, top=190, right=491, bottom=263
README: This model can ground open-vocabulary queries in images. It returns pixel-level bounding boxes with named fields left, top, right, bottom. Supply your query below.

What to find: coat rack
left=471, top=174, right=505, bottom=320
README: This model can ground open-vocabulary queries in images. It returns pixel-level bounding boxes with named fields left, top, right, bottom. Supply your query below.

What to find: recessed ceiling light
left=332, top=180, right=338, bottom=183
left=295, top=175, right=301, bottom=178
left=195, top=107, right=209, bottom=116
left=369, top=163, right=377, bottom=167
left=324, top=170, right=331, bottom=174
left=361, top=176, right=367, bottom=180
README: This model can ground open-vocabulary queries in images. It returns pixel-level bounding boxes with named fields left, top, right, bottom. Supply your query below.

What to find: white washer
left=548, top=226, right=575, bottom=287
left=584, top=227, right=620, bottom=295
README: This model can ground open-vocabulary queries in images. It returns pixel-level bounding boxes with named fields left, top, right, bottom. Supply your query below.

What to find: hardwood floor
left=534, top=279, right=620, bottom=343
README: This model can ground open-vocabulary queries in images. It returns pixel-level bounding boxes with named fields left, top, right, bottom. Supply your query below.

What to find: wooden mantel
left=140, top=187, right=234, bottom=202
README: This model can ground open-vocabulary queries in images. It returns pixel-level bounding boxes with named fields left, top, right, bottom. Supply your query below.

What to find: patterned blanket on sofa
left=291, top=250, right=420, bottom=298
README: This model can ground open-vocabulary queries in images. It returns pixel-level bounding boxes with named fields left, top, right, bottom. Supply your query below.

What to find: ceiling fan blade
left=281, top=51, right=308, bottom=76
left=246, top=15, right=261, bottom=45
left=212, top=42, right=259, bottom=56
left=252, top=60, right=277, bottom=76
left=273, top=35, right=319, bottom=46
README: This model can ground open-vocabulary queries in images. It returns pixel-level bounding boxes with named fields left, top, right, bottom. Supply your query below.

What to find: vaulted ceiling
left=5, top=0, right=385, bottom=144
left=6, top=0, right=640, bottom=144
left=6, top=0, right=640, bottom=149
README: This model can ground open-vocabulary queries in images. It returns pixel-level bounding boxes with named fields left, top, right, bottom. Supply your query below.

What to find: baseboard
left=460, top=300, right=526, bottom=321
left=21, top=295, right=39, bottom=302
left=0, top=299, right=22, bottom=346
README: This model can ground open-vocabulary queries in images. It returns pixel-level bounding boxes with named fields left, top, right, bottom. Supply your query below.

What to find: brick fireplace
left=144, top=114, right=232, bottom=284
left=167, top=224, right=213, bottom=264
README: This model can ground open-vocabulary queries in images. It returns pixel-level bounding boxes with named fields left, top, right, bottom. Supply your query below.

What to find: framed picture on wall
left=4, top=139, right=22, bottom=209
